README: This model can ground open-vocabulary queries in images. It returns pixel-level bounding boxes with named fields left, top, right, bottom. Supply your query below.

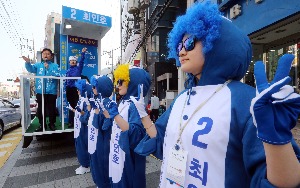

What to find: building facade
left=44, top=12, right=61, bottom=52
left=218, top=0, right=300, bottom=89
left=145, top=0, right=186, bottom=100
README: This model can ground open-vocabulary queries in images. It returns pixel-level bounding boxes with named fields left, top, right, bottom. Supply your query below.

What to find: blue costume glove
left=75, top=106, right=82, bottom=112
left=250, top=54, right=300, bottom=145
left=105, top=94, right=119, bottom=119
left=130, top=84, right=148, bottom=118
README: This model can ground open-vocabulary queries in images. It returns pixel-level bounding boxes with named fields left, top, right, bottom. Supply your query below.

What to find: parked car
left=12, top=98, right=37, bottom=120
left=0, top=98, right=22, bottom=140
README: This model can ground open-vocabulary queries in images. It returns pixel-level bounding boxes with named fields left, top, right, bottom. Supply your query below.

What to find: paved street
left=0, top=133, right=161, bottom=188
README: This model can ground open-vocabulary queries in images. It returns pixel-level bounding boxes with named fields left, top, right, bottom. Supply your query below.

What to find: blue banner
left=59, top=34, right=68, bottom=123
left=67, top=35, right=98, bottom=79
left=62, top=6, right=112, bottom=28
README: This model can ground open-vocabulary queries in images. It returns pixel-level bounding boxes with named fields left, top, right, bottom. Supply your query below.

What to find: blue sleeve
left=25, top=62, right=37, bottom=73
left=242, top=118, right=300, bottom=188
left=134, top=104, right=172, bottom=159
left=102, top=117, right=113, bottom=130
left=79, top=103, right=90, bottom=124
left=79, top=113, right=88, bottom=124
left=92, top=112, right=104, bottom=129
left=77, top=101, right=90, bottom=125
left=119, top=103, right=147, bottom=154
left=134, top=90, right=188, bottom=159
left=78, top=52, right=85, bottom=73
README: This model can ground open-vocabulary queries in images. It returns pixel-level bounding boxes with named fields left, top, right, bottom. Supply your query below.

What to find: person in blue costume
left=131, top=2, right=300, bottom=188
left=22, top=48, right=60, bottom=132
left=66, top=79, right=92, bottom=175
left=66, top=47, right=87, bottom=128
left=87, top=75, right=113, bottom=188
left=104, top=64, right=151, bottom=188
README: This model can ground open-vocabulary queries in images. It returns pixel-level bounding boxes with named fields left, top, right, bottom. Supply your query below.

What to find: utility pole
left=139, top=9, right=145, bottom=68
left=120, top=0, right=123, bottom=63
left=104, top=50, right=114, bottom=81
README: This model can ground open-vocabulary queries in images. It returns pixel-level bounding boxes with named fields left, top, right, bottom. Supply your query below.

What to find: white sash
left=109, top=101, right=129, bottom=183
left=74, top=110, right=81, bottom=138
left=74, top=100, right=84, bottom=138
left=88, top=109, right=98, bottom=154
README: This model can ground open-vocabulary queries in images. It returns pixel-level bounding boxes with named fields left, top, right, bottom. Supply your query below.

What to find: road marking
left=0, top=143, right=13, bottom=148
left=0, top=127, right=22, bottom=168
left=1, top=137, right=19, bottom=141
left=0, top=151, right=7, bottom=157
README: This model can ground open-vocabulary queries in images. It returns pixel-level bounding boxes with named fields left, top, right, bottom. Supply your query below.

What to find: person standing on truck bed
left=22, top=48, right=60, bottom=132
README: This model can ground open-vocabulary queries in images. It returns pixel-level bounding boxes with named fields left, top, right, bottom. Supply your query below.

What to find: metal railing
left=20, top=75, right=81, bottom=136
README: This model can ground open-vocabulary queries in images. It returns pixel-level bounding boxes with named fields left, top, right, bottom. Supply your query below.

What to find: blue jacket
left=25, top=61, right=59, bottom=95
left=66, top=52, right=85, bottom=88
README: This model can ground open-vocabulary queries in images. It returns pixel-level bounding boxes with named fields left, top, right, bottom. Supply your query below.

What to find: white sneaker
left=75, top=166, right=90, bottom=175
left=75, top=166, right=82, bottom=172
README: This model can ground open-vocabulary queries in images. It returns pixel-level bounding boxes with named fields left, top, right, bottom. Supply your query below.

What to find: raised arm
left=23, top=56, right=37, bottom=73
left=78, top=47, right=87, bottom=73
left=250, top=54, right=300, bottom=187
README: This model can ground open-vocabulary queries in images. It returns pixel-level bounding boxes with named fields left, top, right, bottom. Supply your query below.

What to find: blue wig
left=75, top=79, right=87, bottom=95
left=167, top=1, right=222, bottom=66
left=167, top=1, right=252, bottom=88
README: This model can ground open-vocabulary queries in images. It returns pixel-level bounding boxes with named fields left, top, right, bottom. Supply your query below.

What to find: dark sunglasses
left=177, top=35, right=196, bottom=56
left=117, top=79, right=124, bottom=86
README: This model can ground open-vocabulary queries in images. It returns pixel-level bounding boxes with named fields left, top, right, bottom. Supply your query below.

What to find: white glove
left=66, top=102, right=74, bottom=111
left=130, top=84, right=148, bottom=118
left=82, top=92, right=90, bottom=105
left=96, top=94, right=105, bottom=112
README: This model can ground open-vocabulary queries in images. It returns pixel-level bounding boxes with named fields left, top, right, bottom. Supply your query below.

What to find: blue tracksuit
left=74, top=99, right=90, bottom=167
left=89, top=103, right=112, bottom=188
left=109, top=100, right=146, bottom=188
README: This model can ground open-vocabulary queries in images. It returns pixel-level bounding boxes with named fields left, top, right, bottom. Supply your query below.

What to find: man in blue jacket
left=22, top=48, right=60, bottom=131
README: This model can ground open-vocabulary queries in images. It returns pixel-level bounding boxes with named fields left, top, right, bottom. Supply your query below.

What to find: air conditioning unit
left=128, top=0, right=139, bottom=14
left=255, top=0, right=263, bottom=3
left=140, top=0, right=150, bottom=9
left=229, top=4, right=242, bottom=19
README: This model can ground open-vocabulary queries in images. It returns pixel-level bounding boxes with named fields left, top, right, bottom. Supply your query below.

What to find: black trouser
left=66, top=87, right=79, bottom=125
left=151, top=109, right=159, bottom=122
left=36, top=93, right=57, bottom=127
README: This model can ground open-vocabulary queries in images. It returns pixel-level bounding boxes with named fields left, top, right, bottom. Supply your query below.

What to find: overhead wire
left=0, top=0, right=22, bottom=42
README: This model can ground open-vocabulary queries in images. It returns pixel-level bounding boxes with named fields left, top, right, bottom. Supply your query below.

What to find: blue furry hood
left=90, top=75, right=113, bottom=98
left=167, top=2, right=252, bottom=86
left=122, top=67, right=151, bottom=100
left=75, top=79, right=87, bottom=95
